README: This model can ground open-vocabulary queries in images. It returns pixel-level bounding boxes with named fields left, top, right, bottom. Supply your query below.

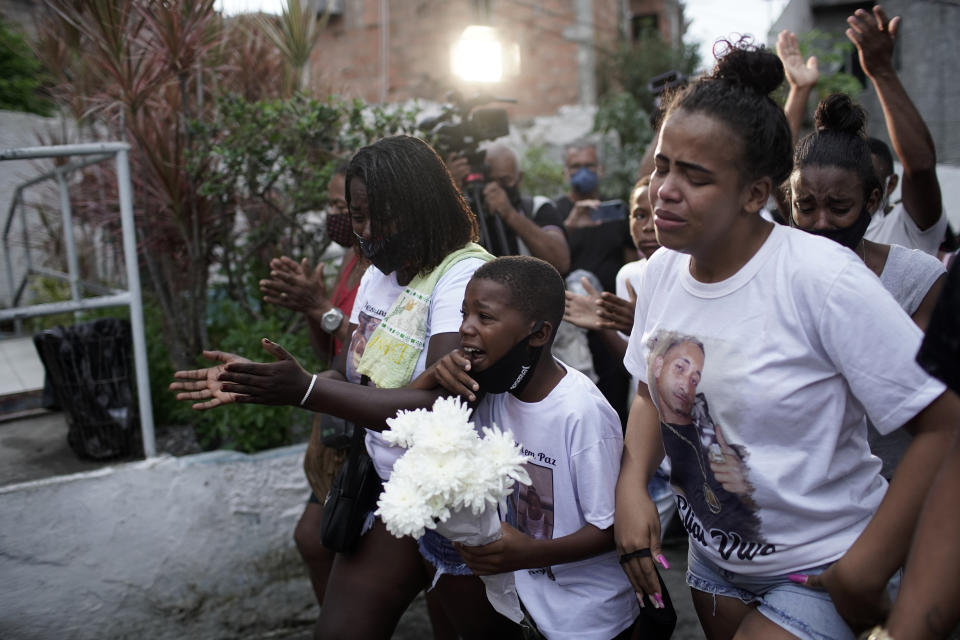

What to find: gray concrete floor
left=262, top=539, right=705, bottom=640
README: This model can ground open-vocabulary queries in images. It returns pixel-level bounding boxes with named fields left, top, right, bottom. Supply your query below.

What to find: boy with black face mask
left=411, top=256, right=675, bottom=640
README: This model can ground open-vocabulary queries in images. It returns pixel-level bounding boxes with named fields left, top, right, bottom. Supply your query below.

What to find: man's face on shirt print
left=654, top=341, right=704, bottom=425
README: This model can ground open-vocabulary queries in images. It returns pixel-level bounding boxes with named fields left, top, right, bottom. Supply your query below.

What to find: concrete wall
left=0, top=445, right=316, bottom=640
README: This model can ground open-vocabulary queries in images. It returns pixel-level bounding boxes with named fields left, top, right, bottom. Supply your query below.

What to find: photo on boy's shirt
left=645, top=328, right=765, bottom=542
left=513, top=461, right=554, bottom=541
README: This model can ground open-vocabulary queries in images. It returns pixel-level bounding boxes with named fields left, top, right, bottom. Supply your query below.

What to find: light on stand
left=451, top=25, right=505, bottom=83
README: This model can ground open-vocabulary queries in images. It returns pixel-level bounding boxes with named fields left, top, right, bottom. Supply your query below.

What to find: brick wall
left=308, top=0, right=622, bottom=119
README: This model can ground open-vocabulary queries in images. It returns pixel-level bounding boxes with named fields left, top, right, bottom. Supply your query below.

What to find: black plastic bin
left=33, top=318, right=139, bottom=460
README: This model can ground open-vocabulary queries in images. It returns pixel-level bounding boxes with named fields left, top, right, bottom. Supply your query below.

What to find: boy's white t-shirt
left=864, top=202, right=947, bottom=256
left=624, top=224, right=944, bottom=576
left=346, top=258, right=485, bottom=481
left=473, top=365, right=639, bottom=640
left=615, top=258, right=647, bottom=393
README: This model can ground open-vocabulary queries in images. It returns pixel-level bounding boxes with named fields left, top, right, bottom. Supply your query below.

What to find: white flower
left=378, top=397, right=532, bottom=539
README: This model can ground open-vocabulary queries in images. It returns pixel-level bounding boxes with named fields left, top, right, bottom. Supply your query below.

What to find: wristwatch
left=321, top=307, right=344, bottom=334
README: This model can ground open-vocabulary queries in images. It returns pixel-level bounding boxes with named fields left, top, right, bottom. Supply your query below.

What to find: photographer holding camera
left=449, top=143, right=570, bottom=274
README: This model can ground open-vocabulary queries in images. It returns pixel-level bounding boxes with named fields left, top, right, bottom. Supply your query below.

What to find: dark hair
left=333, top=161, right=350, bottom=176
left=662, top=38, right=792, bottom=187
left=793, top=94, right=881, bottom=202
left=472, top=256, right=564, bottom=342
left=867, top=137, right=894, bottom=178
left=346, top=135, right=478, bottom=276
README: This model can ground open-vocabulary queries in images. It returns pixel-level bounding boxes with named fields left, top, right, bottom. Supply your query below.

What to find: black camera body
left=420, top=93, right=515, bottom=253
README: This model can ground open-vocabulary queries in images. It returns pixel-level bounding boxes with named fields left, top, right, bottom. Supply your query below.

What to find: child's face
left=459, top=278, right=535, bottom=372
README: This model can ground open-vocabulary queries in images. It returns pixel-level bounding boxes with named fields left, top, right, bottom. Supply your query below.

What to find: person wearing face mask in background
left=553, top=141, right=636, bottom=428
left=789, top=93, right=947, bottom=483
left=446, top=143, right=570, bottom=274
left=779, top=7, right=947, bottom=255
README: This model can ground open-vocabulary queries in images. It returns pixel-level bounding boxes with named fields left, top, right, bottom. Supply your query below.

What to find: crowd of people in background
left=169, top=4, right=960, bottom=639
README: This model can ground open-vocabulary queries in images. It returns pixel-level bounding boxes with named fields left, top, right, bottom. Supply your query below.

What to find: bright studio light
left=451, top=25, right=504, bottom=83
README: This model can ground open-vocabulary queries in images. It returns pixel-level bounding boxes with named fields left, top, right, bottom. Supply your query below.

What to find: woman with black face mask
left=171, top=135, right=521, bottom=640
left=789, top=93, right=947, bottom=481
left=789, top=94, right=946, bottom=333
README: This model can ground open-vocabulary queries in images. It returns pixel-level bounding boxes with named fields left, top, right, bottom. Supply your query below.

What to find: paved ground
left=261, top=537, right=705, bottom=640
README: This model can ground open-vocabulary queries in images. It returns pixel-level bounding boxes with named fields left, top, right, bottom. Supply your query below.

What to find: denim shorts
left=686, top=543, right=900, bottom=640
left=418, top=529, right=473, bottom=579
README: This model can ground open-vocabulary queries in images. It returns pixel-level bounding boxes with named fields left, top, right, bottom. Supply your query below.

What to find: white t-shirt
left=865, top=202, right=947, bottom=256
left=473, top=365, right=639, bottom=640
left=880, top=243, right=946, bottom=316
left=346, top=258, right=485, bottom=481
left=615, top=258, right=647, bottom=391
left=624, top=224, right=945, bottom=576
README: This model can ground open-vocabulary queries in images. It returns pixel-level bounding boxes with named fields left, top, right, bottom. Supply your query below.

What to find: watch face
left=322, top=308, right=343, bottom=333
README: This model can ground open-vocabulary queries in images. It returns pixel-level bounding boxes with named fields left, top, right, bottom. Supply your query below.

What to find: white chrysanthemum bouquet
left=376, top=395, right=530, bottom=622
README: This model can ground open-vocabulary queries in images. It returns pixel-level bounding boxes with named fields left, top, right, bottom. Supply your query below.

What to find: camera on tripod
left=419, top=92, right=516, bottom=254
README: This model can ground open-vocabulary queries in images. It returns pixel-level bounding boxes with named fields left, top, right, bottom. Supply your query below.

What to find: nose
left=459, top=314, right=478, bottom=338
left=810, top=209, right=833, bottom=231
left=656, top=172, right=680, bottom=204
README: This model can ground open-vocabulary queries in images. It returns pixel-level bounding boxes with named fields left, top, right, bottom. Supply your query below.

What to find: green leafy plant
left=0, top=16, right=54, bottom=115
left=798, top=29, right=863, bottom=101
left=520, top=144, right=565, bottom=198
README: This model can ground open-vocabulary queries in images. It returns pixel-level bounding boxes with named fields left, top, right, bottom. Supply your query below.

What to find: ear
left=887, top=173, right=899, bottom=197
left=653, top=355, right=664, bottom=378
left=741, top=176, right=773, bottom=216
left=529, top=320, right=552, bottom=348
left=865, top=187, right=881, bottom=216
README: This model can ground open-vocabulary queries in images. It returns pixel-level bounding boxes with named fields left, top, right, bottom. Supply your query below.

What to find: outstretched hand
left=846, top=5, right=899, bottom=78
left=170, top=350, right=252, bottom=410
left=597, top=282, right=637, bottom=334
left=216, top=338, right=314, bottom=407
left=259, top=255, right=329, bottom=314
left=777, top=30, right=819, bottom=89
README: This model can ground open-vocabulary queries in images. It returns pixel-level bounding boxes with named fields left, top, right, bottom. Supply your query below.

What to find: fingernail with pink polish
left=636, top=592, right=645, bottom=608
left=653, top=593, right=664, bottom=608
left=788, top=574, right=808, bottom=584
left=657, top=554, right=670, bottom=570
left=647, top=594, right=659, bottom=608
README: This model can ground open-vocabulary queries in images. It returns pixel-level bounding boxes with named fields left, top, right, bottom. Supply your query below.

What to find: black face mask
left=804, top=205, right=872, bottom=251
left=354, top=232, right=407, bottom=275
left=470, top=322, right=545, bottom=396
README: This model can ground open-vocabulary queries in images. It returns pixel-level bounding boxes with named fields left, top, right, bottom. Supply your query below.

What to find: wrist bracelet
left=300, top=373, right=318, bottom=406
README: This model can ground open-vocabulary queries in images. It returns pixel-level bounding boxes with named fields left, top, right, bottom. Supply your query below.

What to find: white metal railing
left=0, top=143, right=156, bottom=457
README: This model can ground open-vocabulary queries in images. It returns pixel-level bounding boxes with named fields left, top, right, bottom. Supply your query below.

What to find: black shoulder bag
left=318, top=376, right=383, bottom=553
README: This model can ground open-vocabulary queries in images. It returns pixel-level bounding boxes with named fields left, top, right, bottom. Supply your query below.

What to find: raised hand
left=259, top=255, right=329, bottom=314
left=596, top=282, right=637, bottom=334
left=564, top=199, right=601, bottom=230
left=777, top=30, right=819, bottom=89
left=170, top=350, right=252, bottom=410
left=846, top=5, right=899, bottom=78
left=216, top=338, right=313, bottom=407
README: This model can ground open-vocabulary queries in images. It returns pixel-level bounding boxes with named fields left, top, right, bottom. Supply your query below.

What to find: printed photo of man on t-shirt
left=646, top=330, right=764, bottom=542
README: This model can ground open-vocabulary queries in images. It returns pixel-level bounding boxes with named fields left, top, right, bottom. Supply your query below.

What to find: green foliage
left=0, top=17, right=53, bottom=115
left=520, top=145, right=565, bottom=198
left=594, top=92, right=653, bottom=201
left=594, top=28, right=700, bottom=200
left=190, top=287, right=317, bottom=452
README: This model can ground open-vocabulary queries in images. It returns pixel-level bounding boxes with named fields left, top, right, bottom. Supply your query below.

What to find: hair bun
left=711, top=37, right=785, bottom=97
left=814, top=93, right=867, bottom=137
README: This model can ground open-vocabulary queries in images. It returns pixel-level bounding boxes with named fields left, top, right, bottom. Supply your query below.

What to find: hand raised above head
left=846, top=5, right=900, bottom=78
left=776, top=30, right=819, bottom=90
left=170, top=350, right=252, bottom=410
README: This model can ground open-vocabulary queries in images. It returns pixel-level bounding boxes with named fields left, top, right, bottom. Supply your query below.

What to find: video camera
left=419, top=91, right=516, bottom=253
